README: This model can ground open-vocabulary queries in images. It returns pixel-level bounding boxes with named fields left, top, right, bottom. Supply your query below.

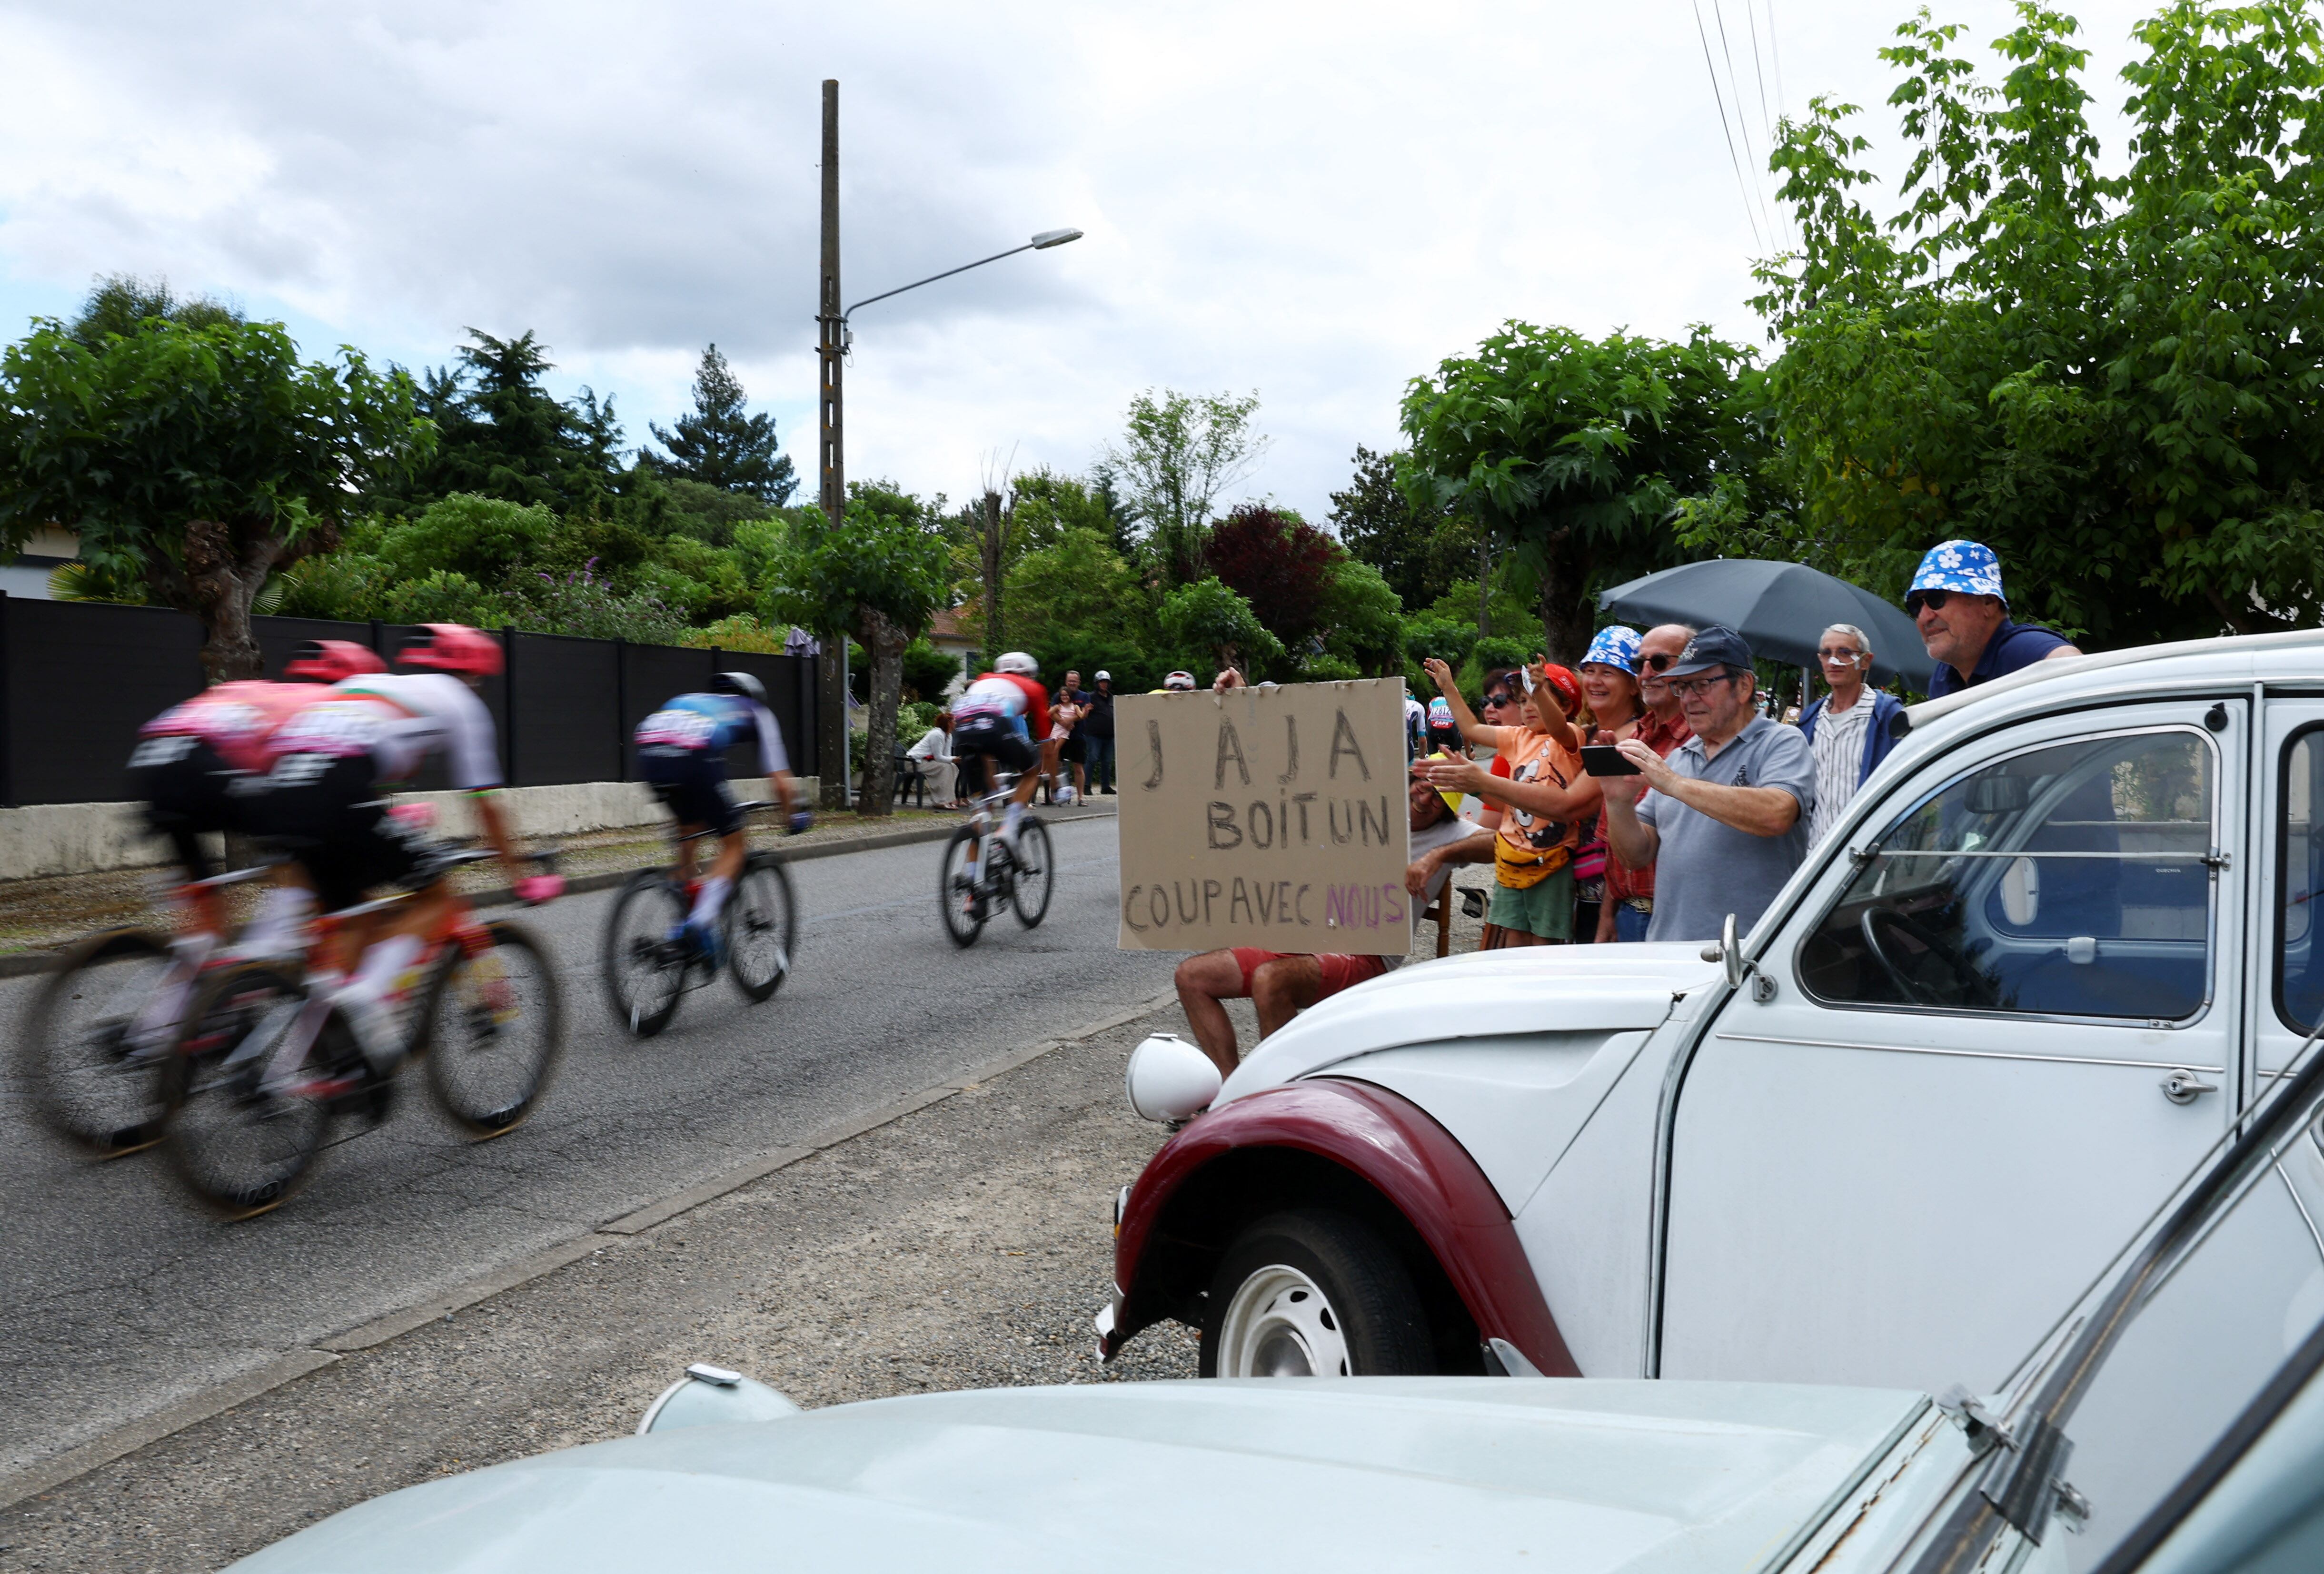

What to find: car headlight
left=1123, top=1032, right=1222, bottom=1123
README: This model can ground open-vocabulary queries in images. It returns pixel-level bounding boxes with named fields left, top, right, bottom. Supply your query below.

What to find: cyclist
left=244, top=624, right=560, bottom=1071
left=950, top=651, right=1049, bottom=855
left=127, top=639, right=387, bottom=954
left=634, top=671, right=810, bottom=967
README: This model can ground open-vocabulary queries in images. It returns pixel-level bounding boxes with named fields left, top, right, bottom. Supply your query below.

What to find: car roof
left=1906, top=627, right=2324, bottom=729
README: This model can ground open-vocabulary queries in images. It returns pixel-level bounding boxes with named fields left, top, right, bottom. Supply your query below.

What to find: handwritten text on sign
left=1114, top=678, right=1411, bottom=954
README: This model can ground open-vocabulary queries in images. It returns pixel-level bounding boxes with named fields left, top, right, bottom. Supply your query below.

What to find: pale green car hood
left=231, top=1379, right=1924, bottom=1573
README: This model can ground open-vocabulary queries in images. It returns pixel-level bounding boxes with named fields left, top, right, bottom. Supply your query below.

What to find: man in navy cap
left=1599, top=625, right=1817, bottom=943
left=1908, top=540, right=2082, bottom=698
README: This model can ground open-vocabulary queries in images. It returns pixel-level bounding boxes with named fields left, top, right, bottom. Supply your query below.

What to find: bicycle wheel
left=423, top=920, right=564, bottom=1138
left=160, top=961, right=328, bottom=1219
left=20, top=928, right=178, bottom=1157
left=938, top=826, right=988, bottom=948
left=602, top=872, right=687, bottom=1038
left=727, top=855, right=796, bottom=1002
left=1010, top=819, right=1055, bottom=929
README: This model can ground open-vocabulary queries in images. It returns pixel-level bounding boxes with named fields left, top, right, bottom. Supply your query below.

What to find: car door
left=1657, top=700, right=2245, bottom=1395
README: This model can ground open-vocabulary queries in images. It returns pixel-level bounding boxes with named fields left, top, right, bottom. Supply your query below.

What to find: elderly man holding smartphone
left=1596, top=625, right=1817, bottom=944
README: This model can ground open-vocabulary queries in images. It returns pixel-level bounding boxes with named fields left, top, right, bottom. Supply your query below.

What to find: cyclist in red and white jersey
left=243, top=624, right=559, bottom=1069
left=950, top=652, right=1050, bottom=853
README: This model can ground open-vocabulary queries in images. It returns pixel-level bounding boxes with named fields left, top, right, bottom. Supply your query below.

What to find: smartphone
left=1581, top=744, right=1641, bottom=777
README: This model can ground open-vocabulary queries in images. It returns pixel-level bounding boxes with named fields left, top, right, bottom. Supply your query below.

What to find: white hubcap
left=1217, top=1264, right=1351, bottom=1377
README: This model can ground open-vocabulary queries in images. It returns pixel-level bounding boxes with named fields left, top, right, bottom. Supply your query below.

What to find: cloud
left=0, top=0, right=2157, bottom=518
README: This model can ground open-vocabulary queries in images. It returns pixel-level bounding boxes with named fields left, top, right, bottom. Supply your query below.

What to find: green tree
left=0, top=315, right=429, bottom=679
left=1398, top=324, right=1762, bottom=663
left=373, top=493, right=556, bottom=586
left=1728, top=0, right=2324, bottom=642
left=67, top=274, right=241, bottom=347
left=764, top=480, right=950, bottom=815
left=393, top=330, right=626, bottom=517
left=1315, top=557, right=1405, bottom=677
left=1157, top=576, right=1283, bottom=675
left=1331, top=444, right=1467, bottom=610
left=1105, top=389, right=1268, bottom=586
left=648, top=344, right=797, bottom=505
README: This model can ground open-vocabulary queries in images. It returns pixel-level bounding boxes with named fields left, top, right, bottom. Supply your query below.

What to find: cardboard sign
left=1115, top=679, right=1412, bottom=954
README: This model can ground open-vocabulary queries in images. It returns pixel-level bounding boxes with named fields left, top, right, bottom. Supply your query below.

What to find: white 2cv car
left=1102, top=630, right=2324, bottom=1403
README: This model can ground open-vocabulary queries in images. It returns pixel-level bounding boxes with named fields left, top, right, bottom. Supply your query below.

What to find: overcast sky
left=1, top=0, right=2160, bottom=523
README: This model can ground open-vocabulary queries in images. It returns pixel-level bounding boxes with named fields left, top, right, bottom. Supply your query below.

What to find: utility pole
left=815, top=78, right=850, bottom=812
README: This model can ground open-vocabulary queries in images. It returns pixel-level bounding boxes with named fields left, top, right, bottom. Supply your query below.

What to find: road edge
left=0, top=981, right=1174, bottom=1512
left=0, top=805, right=1118, bottom=979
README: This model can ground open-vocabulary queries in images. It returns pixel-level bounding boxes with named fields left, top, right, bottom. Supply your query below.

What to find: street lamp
left=838, top=228, right=1084, bottom=352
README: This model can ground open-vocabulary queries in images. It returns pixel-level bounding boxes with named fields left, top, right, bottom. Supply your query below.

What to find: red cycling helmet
left=283, top=639, right=388, bottom=683
left=397, top=624, right=504, bottom=677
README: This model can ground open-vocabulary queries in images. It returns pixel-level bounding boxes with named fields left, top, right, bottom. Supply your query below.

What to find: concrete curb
left=0, top=981, right=1175, bottom=1512
left=0, top=807, right=1117, bottom=981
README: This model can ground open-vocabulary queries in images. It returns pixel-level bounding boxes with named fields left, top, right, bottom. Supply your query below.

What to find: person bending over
left=634, top=670, right=810, bottom=968
left=1172, top=763, right=1491, bottom=1077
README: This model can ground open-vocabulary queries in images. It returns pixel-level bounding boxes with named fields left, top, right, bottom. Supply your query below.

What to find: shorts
left=127, top=734, right=240, bottom=879
left=640, top=746, right=741, bottom=837
left=953, top=717, right=1036, bottom=778
left=1058, top=734, right=1086, bottom=764
left=1489, top=863, right=1576, bottom=940
left=239, top=753, right=456, bottom=911
left=1229, top=947, right=1389, bottom=1000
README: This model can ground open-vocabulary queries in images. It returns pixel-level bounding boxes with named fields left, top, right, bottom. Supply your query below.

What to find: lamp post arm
left=842, top=242, right=1038, bottom=321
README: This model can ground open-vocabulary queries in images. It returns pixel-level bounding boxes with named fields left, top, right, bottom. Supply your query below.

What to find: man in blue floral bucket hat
left=1907, top=540, right=2082, bottom=698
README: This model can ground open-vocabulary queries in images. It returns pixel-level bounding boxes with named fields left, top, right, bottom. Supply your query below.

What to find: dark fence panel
left=0, top=593, right=821, bottom=806
left=5, top=599, right=205, bottom=806
left=507, top=632, right=620, bottom=787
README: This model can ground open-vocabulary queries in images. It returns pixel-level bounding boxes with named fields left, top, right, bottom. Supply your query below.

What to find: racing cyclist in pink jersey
left=633, top=671, right=809, bottom=967
left=244, top=624, right=560, bottom=1071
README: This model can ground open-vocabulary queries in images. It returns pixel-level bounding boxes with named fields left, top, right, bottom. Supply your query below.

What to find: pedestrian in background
left=1050, top=670, right=1090, bottom=805
left=1599, top=626, right=1815, bottom=943
left=1575, top=626, right=1645, bottom=943
left=1083, top=672, right=1117, bottom=794
left=1909, top=540, right=2082, bottom=696
left=906, top=708, right=958, bottom=807
left=1798, top=624, right=1903, bottom=845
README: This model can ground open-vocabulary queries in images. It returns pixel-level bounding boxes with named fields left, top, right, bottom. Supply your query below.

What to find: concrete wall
left=0, top=777, right=821, bottom=882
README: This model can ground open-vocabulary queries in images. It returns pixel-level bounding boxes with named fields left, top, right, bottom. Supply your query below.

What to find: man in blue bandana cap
left=1908, top=540, right=2082, bottom=697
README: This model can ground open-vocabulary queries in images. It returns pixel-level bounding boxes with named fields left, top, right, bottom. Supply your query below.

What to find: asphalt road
left=0, top=813, right=1173, bottom=1485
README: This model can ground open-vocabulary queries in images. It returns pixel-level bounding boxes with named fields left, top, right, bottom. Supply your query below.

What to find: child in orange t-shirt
left=1419, top=656, right=1602, bottom=945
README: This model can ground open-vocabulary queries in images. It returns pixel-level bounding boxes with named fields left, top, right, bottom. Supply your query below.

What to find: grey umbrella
left=1596, top=558, right=1935, bottom=692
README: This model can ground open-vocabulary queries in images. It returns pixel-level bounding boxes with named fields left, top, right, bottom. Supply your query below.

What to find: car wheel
left=1200, top=1209, right=1432, bottom=1377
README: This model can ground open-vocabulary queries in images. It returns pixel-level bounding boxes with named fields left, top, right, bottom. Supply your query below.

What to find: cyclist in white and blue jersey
left=634, top=672, right=810, bottom=964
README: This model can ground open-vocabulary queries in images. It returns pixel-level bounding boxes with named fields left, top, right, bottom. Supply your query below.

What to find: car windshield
left=1910, top=1033, right=2324, bottom=1571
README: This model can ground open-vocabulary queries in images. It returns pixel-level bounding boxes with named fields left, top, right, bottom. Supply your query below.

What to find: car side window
left=2279, top=730, right=2324, bottom=1033
left=1799, top=729, right=2215, bottom=1020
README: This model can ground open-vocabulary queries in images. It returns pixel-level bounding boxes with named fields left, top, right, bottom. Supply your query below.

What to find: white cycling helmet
left=713, top=671, right=767, bottom=705
left=995, top=651, right=1039, bottom=675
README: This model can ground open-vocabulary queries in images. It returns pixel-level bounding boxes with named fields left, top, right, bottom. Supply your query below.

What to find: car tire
left=1199, top=1208, right=1433, bottom=1377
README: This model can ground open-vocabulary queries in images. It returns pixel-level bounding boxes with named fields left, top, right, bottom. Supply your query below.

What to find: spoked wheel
left=21, top=928, right=179, bottom=1157
left=726, top=855, right=797, bottom=1002
left=603, top=873, right=687, bottom=1038
left=1009, top=819, right=1055, bottom=930
left=938, top=826, right=988, bottom=948
left=1199, top=1209, right=1434, bottom=1378
left=160, top=961, right=330, bottom=1220
left=422, top=920, right=564, bottom=1138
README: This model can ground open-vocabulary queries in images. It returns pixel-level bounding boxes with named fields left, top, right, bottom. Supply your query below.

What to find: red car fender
left=1108, top=1078, right=1579, bottom=1376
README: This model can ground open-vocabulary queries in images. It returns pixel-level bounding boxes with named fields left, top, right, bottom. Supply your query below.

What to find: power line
left=1691, top=0, right=1766, bottom=253
left=1708, top=0, right=1780, bottom=247
left=1743, top=0, right=1774, bottom=143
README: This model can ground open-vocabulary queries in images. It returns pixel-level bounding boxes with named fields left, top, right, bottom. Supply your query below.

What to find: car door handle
left=2162, top=1068, right=2220, bottom=1104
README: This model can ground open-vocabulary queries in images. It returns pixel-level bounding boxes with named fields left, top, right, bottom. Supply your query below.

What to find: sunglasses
left=1906, top=589, right=1963, bottom=614
left=1483, top=691, right=1516, bottom=707
left=1817, top=647, right=1867, bottom=663
left=1666, top=673, right=1745, bottom=701
left=1639, top=652, right=1680, bottom=672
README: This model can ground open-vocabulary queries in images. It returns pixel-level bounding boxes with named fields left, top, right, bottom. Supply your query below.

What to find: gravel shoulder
left=0, top=998, right=1218, bottom=1573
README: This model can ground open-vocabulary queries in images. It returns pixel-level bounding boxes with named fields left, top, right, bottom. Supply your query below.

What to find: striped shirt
left=1807, top=696, right=1874, bottom=845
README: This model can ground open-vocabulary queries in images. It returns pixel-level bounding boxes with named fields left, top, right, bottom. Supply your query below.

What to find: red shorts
left=1230, top=948, right=1388, bottom=1000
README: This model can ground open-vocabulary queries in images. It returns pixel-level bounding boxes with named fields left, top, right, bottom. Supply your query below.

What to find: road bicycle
left=160, top=849, right=564, bottom=1219
left=20, top=862, right=295, bottom=1159
left=937, top=772, right=1054, bottom=947
left=601, top=802, right=798, bottom=1038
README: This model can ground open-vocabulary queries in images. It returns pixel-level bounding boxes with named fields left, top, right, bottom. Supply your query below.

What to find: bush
left=375, top=494, right=556, bottom=586
left=683, top=614, right=794, bottom=653
left=383, top=569, right=497, bottom=626
left=900, top=637, right=961, bottom=702
left=508, top=564, right=686, bottom=643
left=1300, top=653, right=1362, bottom=683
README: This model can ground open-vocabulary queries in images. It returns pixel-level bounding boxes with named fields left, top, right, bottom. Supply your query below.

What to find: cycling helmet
left=995, top=651, right=1039, bottom=676
left=397, top=623, right=504, bottom=677
left=712, top=670, right=767, bottom=706
left=283, top=639, right=387, bottom=682
left=1163, top=670, right=1196, bottom=691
